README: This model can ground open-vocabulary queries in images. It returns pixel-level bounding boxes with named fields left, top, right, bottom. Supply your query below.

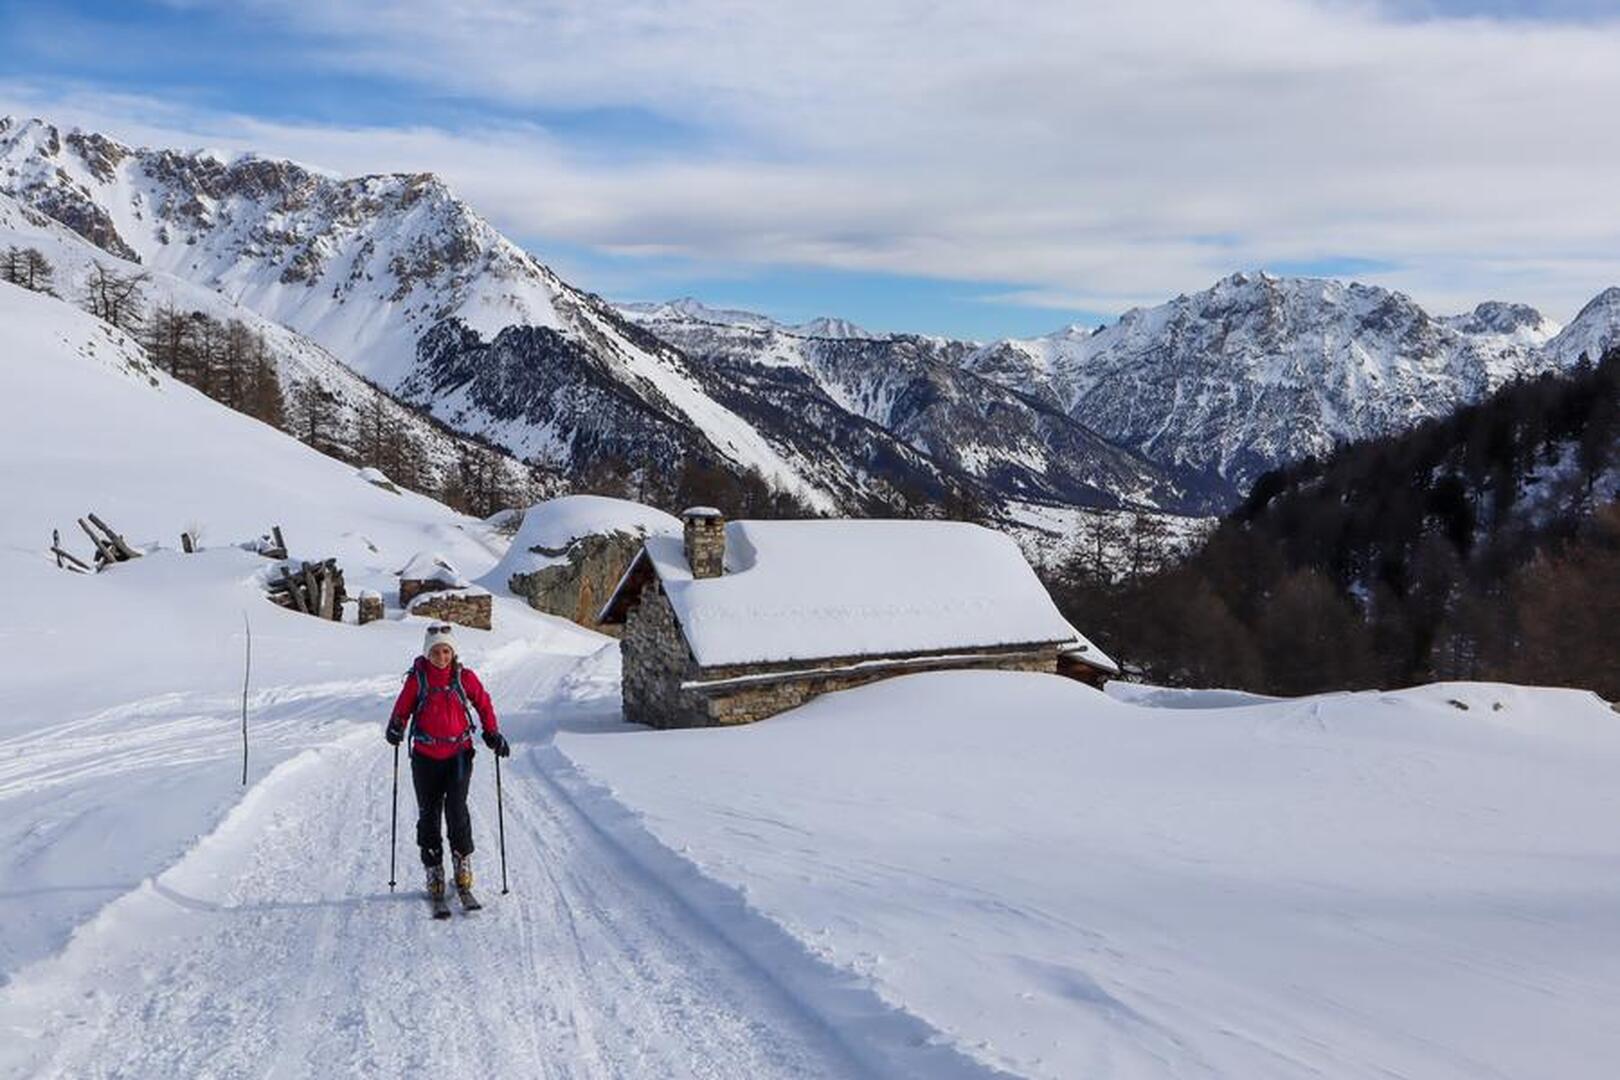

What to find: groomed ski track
left=0, top=648, right=1006, bottom=1080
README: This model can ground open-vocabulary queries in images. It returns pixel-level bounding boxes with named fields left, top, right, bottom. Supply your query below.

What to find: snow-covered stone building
left=598, top=508, right=1118, bottom=728
left=398, top=551, right=492, bottom=629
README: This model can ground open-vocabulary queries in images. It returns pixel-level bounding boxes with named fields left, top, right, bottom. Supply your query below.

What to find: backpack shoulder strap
left=408, top=658, right=429, bottom=724
left=450, top=661, right=479, bottom=735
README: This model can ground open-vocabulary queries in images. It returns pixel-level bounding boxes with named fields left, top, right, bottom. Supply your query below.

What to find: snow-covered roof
left=397, top=551, right=465, bottom=585
left=626, top=519, right=1104, bottom=668
left=479, top=496, right=682, bottom=585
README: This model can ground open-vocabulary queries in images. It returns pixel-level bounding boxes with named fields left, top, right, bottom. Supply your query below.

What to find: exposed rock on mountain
left=620, top=304, right=1207, bottom=512
left=965, top=272, right=1575, bottom=499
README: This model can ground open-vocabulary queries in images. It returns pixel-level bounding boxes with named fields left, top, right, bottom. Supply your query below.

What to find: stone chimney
left=682, top=506, right=726, bottom=579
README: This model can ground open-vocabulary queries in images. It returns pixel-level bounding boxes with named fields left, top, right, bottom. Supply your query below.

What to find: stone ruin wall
left=697, top=648, right=1059, bottom=727
left=619, top=582, right=708, bottom=728
left=508, top=532, right=648, bottom=638
left=409, top=590, right=493, bottom=631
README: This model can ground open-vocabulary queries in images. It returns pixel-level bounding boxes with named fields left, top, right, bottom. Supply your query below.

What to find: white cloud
left=9, top=0, right=1620, bottom=325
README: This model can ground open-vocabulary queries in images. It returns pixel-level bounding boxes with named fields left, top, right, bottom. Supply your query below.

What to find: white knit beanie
left=423, top=623, right=457, bottom=659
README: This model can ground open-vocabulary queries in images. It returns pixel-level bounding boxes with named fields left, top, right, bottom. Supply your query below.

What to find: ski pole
left=494, top=752, right=510, bottom=895
left=388, top=742, right=400, bottom=892
left=240, top=612, right=252, bottom=786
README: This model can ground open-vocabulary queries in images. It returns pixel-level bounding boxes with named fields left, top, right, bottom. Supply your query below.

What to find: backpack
left=407, top=657, right=480, bottom=749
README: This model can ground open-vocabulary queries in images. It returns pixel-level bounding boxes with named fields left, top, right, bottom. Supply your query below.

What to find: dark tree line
left=145, top=305, right=287, bottom=428
left=1047, top=350, right=1620, bottom=699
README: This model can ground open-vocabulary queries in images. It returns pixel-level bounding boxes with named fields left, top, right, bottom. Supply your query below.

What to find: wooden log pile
left=267, top=558, right=348, bottom=620
left=249, top=526, right=288, bottom=560
left=52, top=513, right=141, bottom=572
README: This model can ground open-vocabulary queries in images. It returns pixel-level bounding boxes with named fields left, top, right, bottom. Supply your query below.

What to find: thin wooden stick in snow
left=241, top=612, right=252, bottom=786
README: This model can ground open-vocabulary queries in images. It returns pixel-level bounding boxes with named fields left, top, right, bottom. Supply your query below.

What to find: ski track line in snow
left=0, top=658, right=1007, bottom=1080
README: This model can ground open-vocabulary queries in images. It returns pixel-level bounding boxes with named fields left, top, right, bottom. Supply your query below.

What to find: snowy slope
left=0, top=190, right=538, bottom=497
left=557, top=669, right=1620, bottom=1080
left=0, top=280, right=589, bottom=981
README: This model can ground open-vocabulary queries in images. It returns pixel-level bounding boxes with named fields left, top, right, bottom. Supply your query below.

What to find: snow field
left=555, top=671, right=1620, bottom=1080
left=0, top=643, right=996, bottom=1080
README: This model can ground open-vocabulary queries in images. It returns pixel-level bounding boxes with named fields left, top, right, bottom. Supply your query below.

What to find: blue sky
left=4, top=0, right=1620, bottom=338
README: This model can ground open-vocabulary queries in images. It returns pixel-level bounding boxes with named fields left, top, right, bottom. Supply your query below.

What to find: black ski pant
left=411, top=747, right=475, bottom=866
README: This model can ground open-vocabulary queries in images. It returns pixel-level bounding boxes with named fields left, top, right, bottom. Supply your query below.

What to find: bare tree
left=21, top=248, right=55, bottom=294
left=1127, top=512, right=1171, bottom=578
left=2, top=246, right=56, bottom=295
left=83, top=264, right=149, bottom=334
left=144, top=304, right=194, bottom=376
left=290, top=377, right=339, bottom=453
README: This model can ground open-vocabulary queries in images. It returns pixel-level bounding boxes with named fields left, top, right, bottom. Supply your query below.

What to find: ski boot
left=425, top=862, right=447, bottom=900
left=425, top=863, right=452, bottom=918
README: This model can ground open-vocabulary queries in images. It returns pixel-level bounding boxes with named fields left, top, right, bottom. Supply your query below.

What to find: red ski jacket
left=389, top=658, right=499, bottom=760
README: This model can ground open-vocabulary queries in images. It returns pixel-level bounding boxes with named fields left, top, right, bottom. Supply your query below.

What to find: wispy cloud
left=7, top=0, right=1620, bottom=327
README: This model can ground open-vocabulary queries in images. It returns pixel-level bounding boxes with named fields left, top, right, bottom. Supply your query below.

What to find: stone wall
left=400, top=577, right=453, bottom=607
left=698, top=649, right=1059, bottom=727
left=619, top=582, right=708, bottom=727
left=621, top=605, right=1063, bottom=728
left=409, top=589, right=493, bottom=631
left=508, top=531, right=645, bottom=638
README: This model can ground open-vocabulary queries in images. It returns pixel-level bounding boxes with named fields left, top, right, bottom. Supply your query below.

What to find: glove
left=483, top=730, right=510, bottom=758
left=385, top=721, right=405, bottom=746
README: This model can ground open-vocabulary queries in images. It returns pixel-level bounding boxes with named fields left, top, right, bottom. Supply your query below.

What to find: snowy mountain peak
left=0, top=115, right=572, bottom=385
left=1450, top=300, right=1552, bottom=337
left=791, top=316, right=875, bottom=340
left=621, top=298, right=876, bottom=340
left=1546, top=286, right=1620, bottom=365
left=621, top=297, right=780, bottom=331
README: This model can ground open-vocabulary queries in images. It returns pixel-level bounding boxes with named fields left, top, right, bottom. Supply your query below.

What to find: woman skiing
left=385, top=623, right=509, bottom=907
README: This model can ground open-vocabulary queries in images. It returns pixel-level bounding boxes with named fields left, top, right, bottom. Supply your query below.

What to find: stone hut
left=398, top=551, right=465, bottom=607
left=598, top=509, right=1119, bottom=728
left=484, top=496, right=683, bottom=637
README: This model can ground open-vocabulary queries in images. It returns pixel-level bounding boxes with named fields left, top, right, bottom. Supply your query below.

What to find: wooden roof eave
left=597, top=547, right=657, bottom=625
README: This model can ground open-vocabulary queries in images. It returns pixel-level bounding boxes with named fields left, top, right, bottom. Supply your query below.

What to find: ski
left=457, top=887, right=483, bottom=912
left=428, top=890, right=453, bottom=920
